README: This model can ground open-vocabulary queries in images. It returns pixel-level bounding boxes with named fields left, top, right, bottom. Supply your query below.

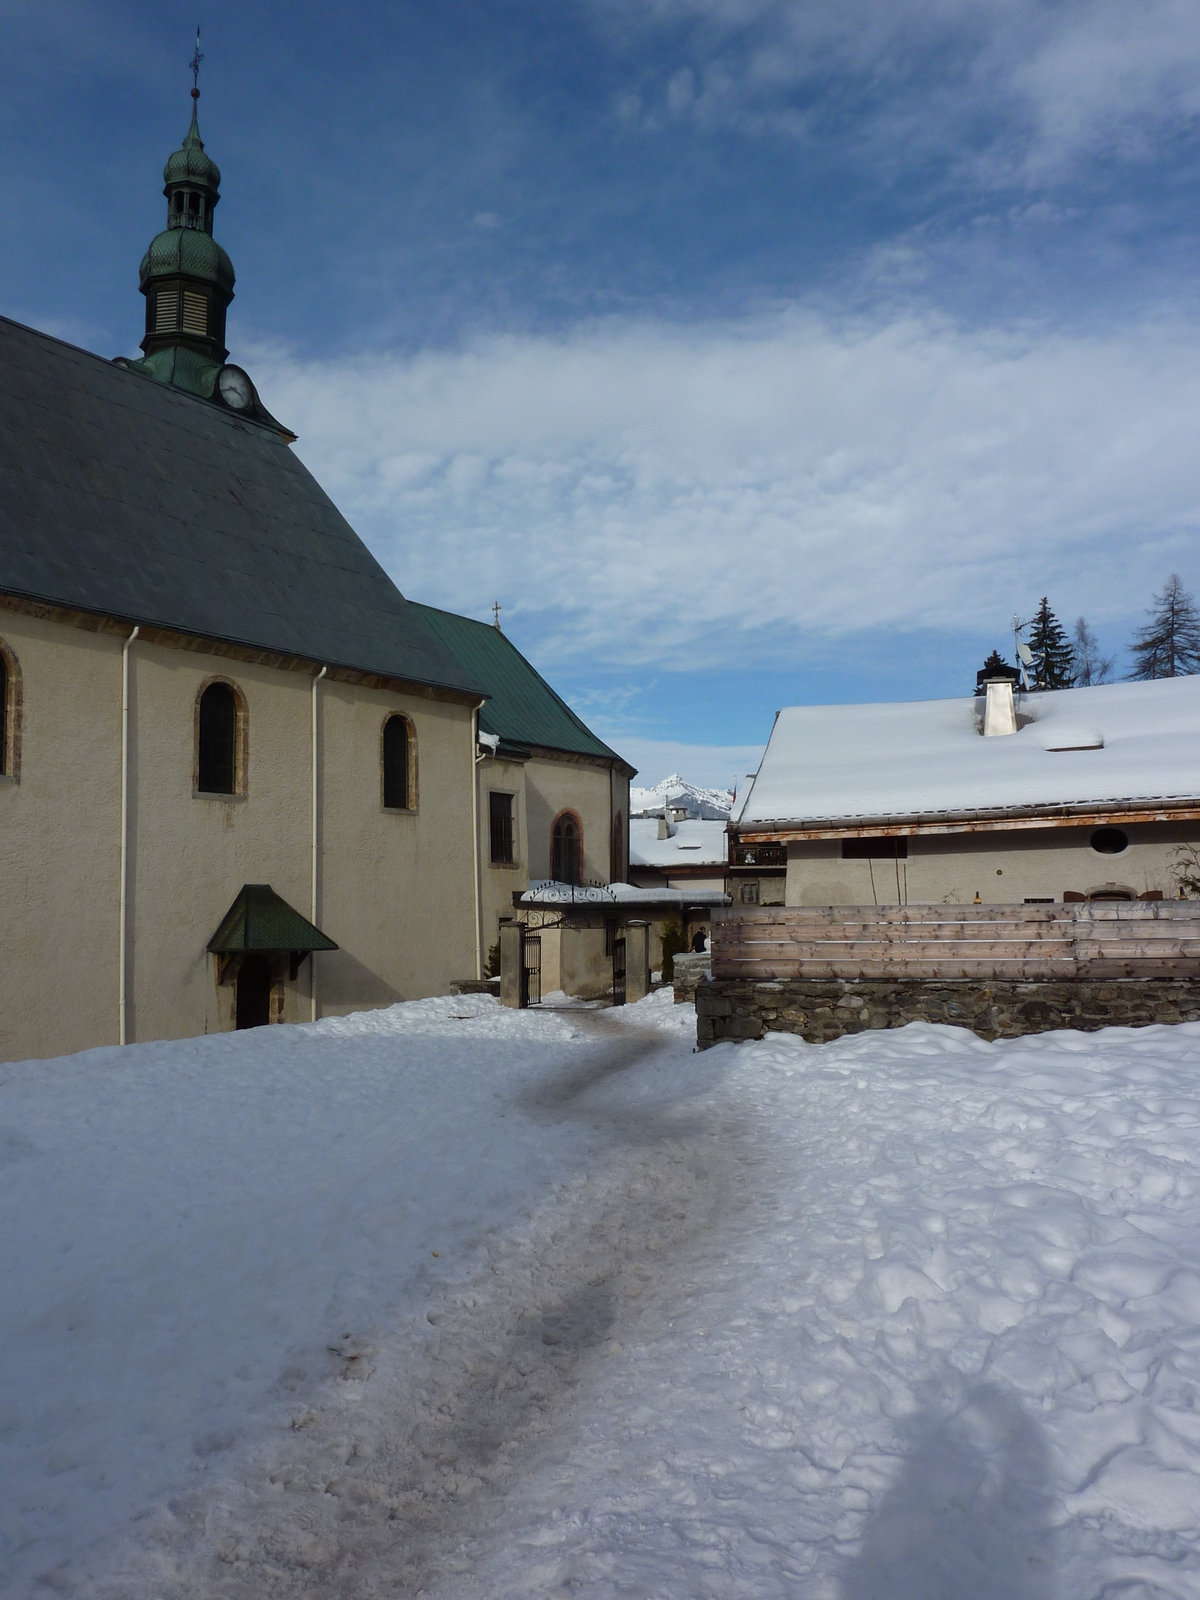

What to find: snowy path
left=4, top=992, right=1200, bottom=1598
left=106, top=1005, right=744, bottom=1597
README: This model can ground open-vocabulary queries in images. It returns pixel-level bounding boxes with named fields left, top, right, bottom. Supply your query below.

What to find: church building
left=0, top=85, right=629, bottom=1062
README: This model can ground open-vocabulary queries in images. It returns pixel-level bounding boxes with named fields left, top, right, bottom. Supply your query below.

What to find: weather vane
left=190, top=27, right=204, bottom=96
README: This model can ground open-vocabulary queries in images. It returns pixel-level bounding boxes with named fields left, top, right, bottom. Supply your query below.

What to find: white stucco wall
left=784, top=824, right=1197, bottom=907
left=0, top=608, right=478, bottom=1063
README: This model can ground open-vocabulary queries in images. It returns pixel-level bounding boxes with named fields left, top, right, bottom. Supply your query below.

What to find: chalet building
left=0, top=90, right=629, bottom=1063
left=730, top=678, right=1200, bottom=907
left=628, top=815, right=728, bottom=962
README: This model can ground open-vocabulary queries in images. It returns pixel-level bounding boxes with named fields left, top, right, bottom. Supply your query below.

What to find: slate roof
left=0, top=316, right=483, bottom=697
left=408, top=603, right=632, bottom=770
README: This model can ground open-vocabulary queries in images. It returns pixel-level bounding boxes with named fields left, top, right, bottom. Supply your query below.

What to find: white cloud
left=252, top=306, right=1200, bottom=672
left=591, top=0, right=1200, bottom=184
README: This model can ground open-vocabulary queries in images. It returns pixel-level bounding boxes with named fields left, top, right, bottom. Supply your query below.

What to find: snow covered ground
left=3, top=993, right=1200, bottom=1597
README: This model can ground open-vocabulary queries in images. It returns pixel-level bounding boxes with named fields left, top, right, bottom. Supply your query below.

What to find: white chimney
left=657, top=816, right=670, bottom=839
left=983, top=678, right=1017, bottom=737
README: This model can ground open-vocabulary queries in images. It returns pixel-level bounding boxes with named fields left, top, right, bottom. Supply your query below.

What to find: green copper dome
left=164, top=101, right=221, bottom=192
left=139, top=227, right=235, bottom=295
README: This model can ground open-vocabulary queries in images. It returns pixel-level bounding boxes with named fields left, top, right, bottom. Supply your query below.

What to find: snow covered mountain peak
left=629, top=774, right=734, bottom=820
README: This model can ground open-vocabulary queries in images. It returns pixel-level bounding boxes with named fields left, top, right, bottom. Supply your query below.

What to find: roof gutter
left=310, top=665, right=327, bottom=1021
left=119, top=626, right=139, bottom=1046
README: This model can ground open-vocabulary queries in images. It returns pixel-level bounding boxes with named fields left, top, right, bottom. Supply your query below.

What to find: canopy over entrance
left=207, top=884, right=337, bottom=983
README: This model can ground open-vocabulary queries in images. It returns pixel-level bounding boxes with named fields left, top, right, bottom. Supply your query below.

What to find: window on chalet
left=1091, top=827, right=1128, bottom=855
left=489, top=791, right=515, bottom=864
left=841, top=838, right=908, bottom=859
left=382, top=715, right=412, bottom=810
left=197, top=681, right=240, bottom=795
left=551, top=812, right=581, bottom=885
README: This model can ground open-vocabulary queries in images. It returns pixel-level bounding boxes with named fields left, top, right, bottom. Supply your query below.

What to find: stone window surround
left=0, top=636, right=22, bottom=783
left=550, top=807, right=584, bottom=884
left=488, top=786, right=520, bottom=869
left=380, top=711, right=418, bottom=813
left=193, top=674, right=249, bottom=799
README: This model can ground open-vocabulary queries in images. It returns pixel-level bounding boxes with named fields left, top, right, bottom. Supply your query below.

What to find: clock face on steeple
left=217, top=365, right=254, bottom=410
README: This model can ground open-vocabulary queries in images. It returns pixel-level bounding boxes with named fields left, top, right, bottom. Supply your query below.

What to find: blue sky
left=4, top=1, right=1200, bottom=786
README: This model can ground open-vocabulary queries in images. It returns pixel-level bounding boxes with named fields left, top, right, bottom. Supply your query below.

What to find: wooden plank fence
left=711, top=903, right=1200, bottom=982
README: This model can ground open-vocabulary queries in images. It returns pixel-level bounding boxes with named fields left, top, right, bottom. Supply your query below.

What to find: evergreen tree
left=1025, top=597, right=1075, bottom=690
left=974, top=649, right=1016, bottom=695
left=1071, top=617, right=1114, bottom=687
left=1128, top=575, right=1200, bottom=679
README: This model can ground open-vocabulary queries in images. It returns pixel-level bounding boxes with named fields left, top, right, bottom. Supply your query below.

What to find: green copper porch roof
left=408, top=603, right=633, bottom=771
left=207, top=885, right=338, bottom=953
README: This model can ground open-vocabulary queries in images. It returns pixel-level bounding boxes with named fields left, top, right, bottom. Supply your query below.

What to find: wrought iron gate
left=520, top=930, right=541, bottom=1008
left=612, top=936, right=626, bottom=1007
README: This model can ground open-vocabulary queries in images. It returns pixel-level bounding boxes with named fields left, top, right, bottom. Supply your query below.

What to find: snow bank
left=3, top=992, right=1200, bottom=1596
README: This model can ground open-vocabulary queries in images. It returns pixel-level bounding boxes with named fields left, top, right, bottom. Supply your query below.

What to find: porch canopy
left=207, top=884, right=337, bottom=980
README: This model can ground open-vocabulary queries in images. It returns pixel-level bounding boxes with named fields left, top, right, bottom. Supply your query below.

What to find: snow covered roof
left=629, top=818, right=728, bottom=869
left=520, top=880, right=730, bottom=908
left=738, top=677, right=1200, bottom=831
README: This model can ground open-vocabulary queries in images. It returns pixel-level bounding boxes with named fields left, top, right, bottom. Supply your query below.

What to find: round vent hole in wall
left=1091, top=827, right=1128, bottom=855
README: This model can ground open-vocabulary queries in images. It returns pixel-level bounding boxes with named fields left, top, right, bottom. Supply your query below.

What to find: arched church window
left=0, top=639, right=21, bottom=781
left=610, top=812, right=624, bottom=883
left=197, top=680, right=241, bottom=795
left=551, top=812, right=582, bottom=885
left=382, top=714, right=412, bottom=810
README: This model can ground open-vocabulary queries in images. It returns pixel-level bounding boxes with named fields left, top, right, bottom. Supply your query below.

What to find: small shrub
left=1171, top=844, right=1200, bottom=899
left=660, top=917, right=688, bottom=984
left=484, top=940, right=501, bottom=979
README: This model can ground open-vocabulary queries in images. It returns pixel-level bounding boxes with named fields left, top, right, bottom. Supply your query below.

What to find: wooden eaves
left=732, top=797, right=1200, bottom=843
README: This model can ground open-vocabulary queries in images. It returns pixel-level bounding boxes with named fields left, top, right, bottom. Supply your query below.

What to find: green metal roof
left=408, top=603, right=632, bottom=770
left=207, top=884, right=338, bottom=953
left=139, top=226, right=235, bottom=294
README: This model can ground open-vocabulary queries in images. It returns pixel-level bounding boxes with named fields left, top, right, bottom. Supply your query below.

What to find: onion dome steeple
left=115, top=37, right=293, bottom=439
left=138, top=83, right=235, bottom=371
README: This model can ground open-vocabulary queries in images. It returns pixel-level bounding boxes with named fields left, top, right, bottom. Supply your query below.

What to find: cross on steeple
left=492, top=602, right=502, bottom=631
left=190, top=27, right=204, bottom=95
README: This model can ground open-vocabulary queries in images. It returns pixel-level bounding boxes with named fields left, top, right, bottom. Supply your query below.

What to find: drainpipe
left=472, top=704, right=483, bottom=980
left=311, top=665, right=327, bottom=1021
left=119, top=626, right=139, bottom=1046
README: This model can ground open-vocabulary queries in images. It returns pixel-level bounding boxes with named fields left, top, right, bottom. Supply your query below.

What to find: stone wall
left=695, top=976, right=1200, bottom=1047
left=672, top=951, right=712, bottom=1003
